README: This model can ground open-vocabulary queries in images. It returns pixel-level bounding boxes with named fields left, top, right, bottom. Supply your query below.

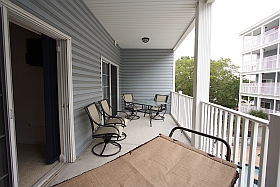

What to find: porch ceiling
left=83, top=0, right=198, bottom=50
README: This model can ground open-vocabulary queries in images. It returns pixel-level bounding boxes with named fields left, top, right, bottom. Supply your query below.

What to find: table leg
left=149, top=108, right=152, bottom=127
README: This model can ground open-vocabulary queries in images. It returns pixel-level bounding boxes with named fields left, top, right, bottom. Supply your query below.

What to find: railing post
left=265, top=113, right=280, bottom=186
left=178, top=91, right=182, bottom=122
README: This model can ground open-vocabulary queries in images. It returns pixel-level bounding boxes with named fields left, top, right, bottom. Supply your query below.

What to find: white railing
left=239, top=104, right=280, bottom=114
left=262, top=55, right=278, bottom=71
left=170, top=91, right=270, bottom=186
left=243, top=35, right=261, bottom=51
left=263, top=28, right=278, bottom=45
left=241, top=55, right=280, bottom=73
left=260, top=83, right=275, bottom=95
left=241, top=82, right=280, bottom=96
left=241, top=59, right=259, bottom=73
left=277, top=83, right=280, bottom=96
left=239, top=104, right=257, bottom=113
left=171, top=91, right=193, bottom=137
left=241, top=83, right=258, bottom=94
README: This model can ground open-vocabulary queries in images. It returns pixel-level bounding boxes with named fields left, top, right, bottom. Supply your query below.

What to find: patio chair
left=123, top=93, right=140, bottom=120
left=84, top=102, right=126, bottom=157
left=99, top=98, right=129, bottom=126
left=151, top=94, right=168, bottom=121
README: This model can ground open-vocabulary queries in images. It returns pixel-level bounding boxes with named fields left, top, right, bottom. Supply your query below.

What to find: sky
left=174, top=0, right=280, bottom=67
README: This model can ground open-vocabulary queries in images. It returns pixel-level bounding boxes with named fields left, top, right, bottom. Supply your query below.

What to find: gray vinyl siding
left=11, top=0, right=121, bottom=156
left=120, top=49, right=174, bottom=113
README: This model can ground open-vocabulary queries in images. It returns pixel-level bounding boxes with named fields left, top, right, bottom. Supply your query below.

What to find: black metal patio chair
left=84, top=101, right=126, bottom=157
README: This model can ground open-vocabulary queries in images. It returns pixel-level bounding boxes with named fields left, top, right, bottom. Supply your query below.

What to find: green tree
left=175, top=56, right=194, bottom=96
left=175, top=56, right=240, bottom=109
left=209, top=58, right=240, bottom=109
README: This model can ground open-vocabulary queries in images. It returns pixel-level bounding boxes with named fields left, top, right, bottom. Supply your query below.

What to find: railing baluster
left=247, top=122, right=258, bottom=186
left=227, top=113, right=234, bottom=153
left=209, top=106, right=214, bottom=154
left=222, top=111, right=228, bottom=160
left=258, top=125, right=269, bottom=186
left=200, top=103, right=206, bottom=150
left=217, top=109, right=223, bottom=159
left=206, top=104, right=211, bottom=153
left=213, top=107, right=218, bottom=156
left=239, top=118, right=249, bottom=187
left=233, top=116, right=241, bottom=164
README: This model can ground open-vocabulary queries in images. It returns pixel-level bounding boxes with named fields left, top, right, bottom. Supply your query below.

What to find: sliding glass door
left=101, top=57, right=119, bottom=116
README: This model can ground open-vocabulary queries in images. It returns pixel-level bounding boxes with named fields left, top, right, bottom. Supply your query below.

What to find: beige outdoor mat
left=55, top=135, right=238, bottom=187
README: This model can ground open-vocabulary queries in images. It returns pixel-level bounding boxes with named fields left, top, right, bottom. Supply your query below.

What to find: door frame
left=0, top=1, right=76, bottom=185
left=100, top=56, right=120, bottom=110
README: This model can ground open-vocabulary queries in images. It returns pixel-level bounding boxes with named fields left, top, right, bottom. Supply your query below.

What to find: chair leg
left=111, top=132, right=127, bottom=141
left=92, top=137, right=122, bottom=157
left=125, top=110, right=140, bottom=120
left=151, top=111, right=165, bottom=121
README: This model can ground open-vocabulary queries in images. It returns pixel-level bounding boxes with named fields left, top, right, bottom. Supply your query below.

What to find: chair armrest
left=169, top=126, right=231, bottom=162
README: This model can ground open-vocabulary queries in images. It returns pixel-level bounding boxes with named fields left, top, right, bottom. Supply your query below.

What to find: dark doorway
left=9, top=23, right=60, bottom=186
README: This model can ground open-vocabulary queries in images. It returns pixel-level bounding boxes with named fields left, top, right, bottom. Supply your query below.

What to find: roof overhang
left=83, top=0, right=201, bottom=50
left=239, top=10, right=280, bottom=36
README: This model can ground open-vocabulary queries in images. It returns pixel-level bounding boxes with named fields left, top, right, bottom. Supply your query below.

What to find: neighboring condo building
left=239, top=11, right=280, bottom=114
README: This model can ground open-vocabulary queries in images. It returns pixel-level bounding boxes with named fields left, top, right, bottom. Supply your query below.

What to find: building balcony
left=239, top=103, right=280, bottom=114
left=263, top=27, right=279, bottom=45
left=242, top=27, right=279, bottom=52
left=241, top=82, right=280, bottom=96
left=243, top=34, right=261, bottom=51
left=241, top=55, right=280, bottom=73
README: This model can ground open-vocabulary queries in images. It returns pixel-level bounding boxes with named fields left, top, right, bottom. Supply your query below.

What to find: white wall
left=10, top=23, right=46, bottom=144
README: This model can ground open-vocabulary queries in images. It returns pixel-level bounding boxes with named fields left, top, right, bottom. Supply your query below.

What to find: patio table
left=133, top=99, right=167, bottom=127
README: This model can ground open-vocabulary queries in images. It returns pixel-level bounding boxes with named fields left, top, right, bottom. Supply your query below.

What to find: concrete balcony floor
left=49, top=114, right=190, bottom=186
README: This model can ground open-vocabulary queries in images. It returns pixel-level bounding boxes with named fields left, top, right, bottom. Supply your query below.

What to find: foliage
left=175, top=56, right=194, bottom=96
left=248, top=109, right=269, bottom=120
left=175, top=56, right=240, bottom=109
left=209, top=58, right=240, bottom=109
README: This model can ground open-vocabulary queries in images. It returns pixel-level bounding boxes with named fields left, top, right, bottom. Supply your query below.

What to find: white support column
left=260, top=48, right=264, bottom=71
left=260, top=25, right=264, bottom=47
left=265, top=113, right=280, bottom=187
left=238, top=75, right=243, bottom=111
left=257, top=73, right=262, bottom=110
left=275, top=72, right=278, bottom=96
left=192, top=0, right=212, bottom=148
left=277, top=43, right=280, bottom=69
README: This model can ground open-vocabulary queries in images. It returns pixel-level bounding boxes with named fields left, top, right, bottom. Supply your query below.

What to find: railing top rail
left=171, top=91, right=193, bottom=99
left=201, top=101, right=269, bottom=126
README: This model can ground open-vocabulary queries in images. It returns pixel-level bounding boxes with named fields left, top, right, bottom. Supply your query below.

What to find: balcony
left=263, top=27, right=279, bottom=45
left=241, top=82, right=280, bottom=96
left=45, top=91, right=280, bottom=187
left=243, top=35, right=261, bottom=51
left=239, top=103, right=280, bottom=114
left=241, top=55, right=280, bottom=73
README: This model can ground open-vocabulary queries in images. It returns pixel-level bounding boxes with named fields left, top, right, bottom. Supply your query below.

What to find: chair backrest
left=85, top=102, right=101, bottom=131
left=123, top=94, right=134, bottom=109
left=99, top=98, right=112, bottom=118
left=154, top=94, right=168, bottom=103
left=123, top=94, right=133, bottom=102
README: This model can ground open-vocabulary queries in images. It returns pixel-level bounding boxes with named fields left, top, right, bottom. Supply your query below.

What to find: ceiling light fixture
left=142, top=37, right=149, bottom=43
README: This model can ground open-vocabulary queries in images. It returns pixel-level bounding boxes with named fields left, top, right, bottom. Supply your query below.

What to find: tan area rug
left=55, top=135, right=238, bottom=187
